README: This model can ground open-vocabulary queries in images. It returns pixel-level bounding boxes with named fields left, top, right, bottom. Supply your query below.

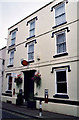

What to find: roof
left=0, top=46, right=6, bottom=51
left=8, top=0, right=55, bottom=30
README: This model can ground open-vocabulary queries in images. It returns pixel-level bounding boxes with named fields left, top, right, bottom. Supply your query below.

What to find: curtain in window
left=56, top=32, right=66, bottom=53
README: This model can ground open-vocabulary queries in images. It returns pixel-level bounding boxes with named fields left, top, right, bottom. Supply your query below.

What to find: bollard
left=39, top=100, right=42, bottom=117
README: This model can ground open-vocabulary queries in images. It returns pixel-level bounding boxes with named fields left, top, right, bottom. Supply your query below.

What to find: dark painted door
left=23, top=70, right=35, bottom=101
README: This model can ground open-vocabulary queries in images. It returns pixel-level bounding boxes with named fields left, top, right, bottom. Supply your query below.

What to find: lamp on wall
left=37, top=55, right=40, bottom=61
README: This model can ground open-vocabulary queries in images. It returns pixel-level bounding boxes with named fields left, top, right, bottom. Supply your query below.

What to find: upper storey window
left=11, top=31, right=16, bottom=46
left=27, top=17, right=37, bottom=40
left=56, top=31, right=66, bottom=54
left=29, top=20, right=35, bottom=37
left=55, top=3, right=66, bottom=26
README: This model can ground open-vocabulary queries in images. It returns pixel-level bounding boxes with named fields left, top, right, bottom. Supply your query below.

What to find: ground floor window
left=55, top=69, right=67, bottom=94
left=7, top=75, right=12, bottom=91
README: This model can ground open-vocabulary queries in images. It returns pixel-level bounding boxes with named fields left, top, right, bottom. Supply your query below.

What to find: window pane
left=30, top=29, right=35, bottom=37
left=9, top=76, right=12, bottom=83
left=29, top=44, right=34, bottom=52
left=57, top=33, right=65, bottom=43
left=55, top=3, right=65, bottom=17
left=12, top=31, right=16, bottom=39
left=55, top=3, right=66, bottom=25
left=56, top=14, right=66, bottom=25
left=10, top=51, right=14, bottom=58
left=56, top=71, right=66, bottom=82
left=10, top=51, right=14, bottom=65
left=10, top=58, right=14, bottom=65
left=56, top=32, right=66, bottom=53
left=57, top=83, right=67, bottom=93
left=8, top=84, right=12, bottom=90
left=8, top=76, right=12, bottom=90
left=11, top=38, right=15, bottom=45
left=59, top=44, right=64, bottom=53
left=30, top=21, right=35, bottom=30
left=63, top=43, right=66, bottom=52
left=28, top=53, right=34, bottom=60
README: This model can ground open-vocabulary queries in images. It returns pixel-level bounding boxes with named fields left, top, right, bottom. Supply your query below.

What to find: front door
left=23, top=70, right=35, bottom=101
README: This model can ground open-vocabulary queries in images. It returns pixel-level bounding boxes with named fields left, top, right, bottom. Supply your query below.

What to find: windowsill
left=53, top=52, right=68, bottom=58
left=9, top=44, right=15, bottom=48
left=5, top=90, right=12, bottom=94
left=2, top=92, right=12, bottom=97
left=52, top=22, right=67, bottom=29
left=27, top=60, right=34, bottom=63
left=53, top=94, right=69, bottom=99
left=27, top=35, right=35, bottom=40
left=7, top=64, right=13, bottom=67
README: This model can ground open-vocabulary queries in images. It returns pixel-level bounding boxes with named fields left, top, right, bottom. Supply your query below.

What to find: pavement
left=2, top=102, right=79, bottom=119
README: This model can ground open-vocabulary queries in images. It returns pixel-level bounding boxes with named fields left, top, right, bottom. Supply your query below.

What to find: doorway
left=23, top=70, right=36, bottom=101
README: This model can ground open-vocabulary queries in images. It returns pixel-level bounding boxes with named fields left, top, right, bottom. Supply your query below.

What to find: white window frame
left=29, top=19, right=35, bottom=37
left=55, top=68, right=68, bottom=95
left=55, top=30, right=67, bottom=55
left=7, top=75, right=12, bottom=91
left=27, top=42, right=34, bottom=62
left=11, top=31, right=16, bottom=45
left=54, top=2, right=66, bottom=26
left=9, top=50, right=14, bottom=65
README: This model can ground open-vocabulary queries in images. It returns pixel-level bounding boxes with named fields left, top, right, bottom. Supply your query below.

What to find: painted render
left=0, top=47, right=6, bottom=100
left=1, top=0, right=79, bottom=117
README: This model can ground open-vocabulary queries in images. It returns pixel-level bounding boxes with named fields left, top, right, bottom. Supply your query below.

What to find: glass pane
left=57, top=33, right=65, bottom=43
left=57, top=45, right=60, bottom=53
left=10, top=51, right=14, bottom=58
left=55, top=3, right=65, bottom=17
left=59, top=44, right=64, bottom=53
left=8, top=84, right=12, bottom=90
left=63, top=43, right=66, bottom=52
left=56, top=71, right=66, bottom=82
left=28, top=44, right=34, bottom=52
left=30, top=21, right=35, bottom=30
left=10, top=58, right=14, bottom=64
left=28, top=53, right=34, bottom=60
left=12, top=31, right=16, bottom=39
left=30, top=29, right=35, bottom=37
left=57, top=83, right=67, bottom=93
left=9, top=76, right=12, bottom=83
left=11, top=38, right=15, bottom=45
left=56, top=14, right=66, bottom=25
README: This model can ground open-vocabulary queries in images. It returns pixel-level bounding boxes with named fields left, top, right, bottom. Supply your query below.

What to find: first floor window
left=7, top=75, right=12, bottom=91
left=56, top=69, right=67, bottom=94
left=27, top=42, right=34, bottom=61
left=9, top=50, right=14, bottom=65
left=56, top=31, right=66, bottom=54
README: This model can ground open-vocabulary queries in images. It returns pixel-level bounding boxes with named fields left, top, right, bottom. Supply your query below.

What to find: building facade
left=1, top=0, right=79, bottom=117
left=0, top=47, right=6, bottom=100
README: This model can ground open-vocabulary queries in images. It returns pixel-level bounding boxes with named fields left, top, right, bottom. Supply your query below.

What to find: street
left=2, top=109, right=32, bottom=119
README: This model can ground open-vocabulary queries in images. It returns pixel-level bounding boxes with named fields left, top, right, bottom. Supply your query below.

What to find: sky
left=0, top=0, right=53, bottom=49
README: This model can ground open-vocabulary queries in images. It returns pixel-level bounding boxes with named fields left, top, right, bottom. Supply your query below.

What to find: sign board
left=11, top=73, right=17, bottom=78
